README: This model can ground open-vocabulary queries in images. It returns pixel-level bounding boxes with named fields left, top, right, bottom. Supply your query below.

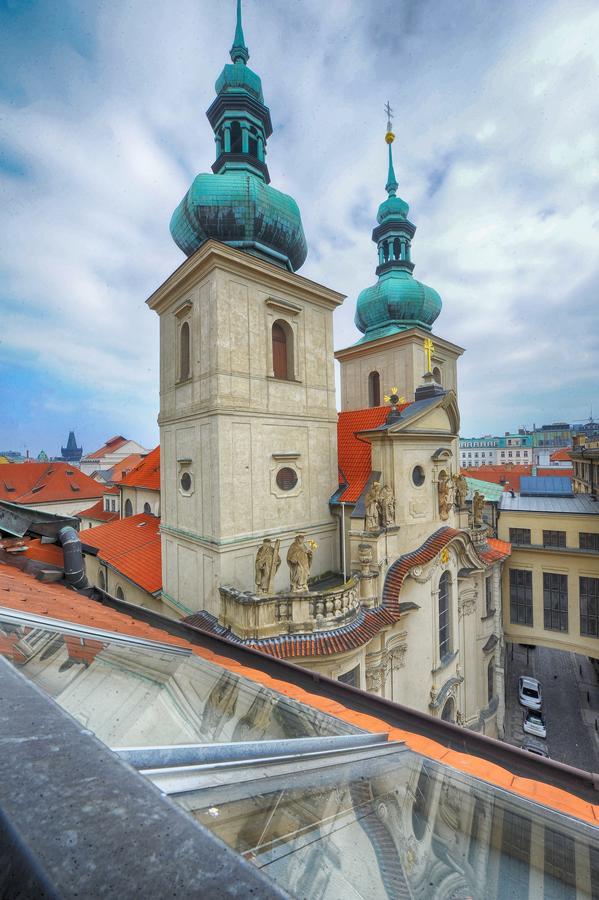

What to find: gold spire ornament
left=423, top=337, right=435, bottom=373
left=384, top=387, right=406, bottom=407
left=384, top=100, right=395, bottom=144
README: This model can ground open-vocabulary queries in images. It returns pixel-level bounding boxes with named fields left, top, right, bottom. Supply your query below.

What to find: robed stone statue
left=287, top=534, right=313, bottom=593
left=255, top=538, right=281, bottom=594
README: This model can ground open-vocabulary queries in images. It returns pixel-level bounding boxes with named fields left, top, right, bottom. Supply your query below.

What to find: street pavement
left=504, top=642, right=599, bottom=771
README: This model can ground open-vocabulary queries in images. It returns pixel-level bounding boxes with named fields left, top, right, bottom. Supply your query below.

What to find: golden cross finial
left=423, top=337, right=435, bottom=373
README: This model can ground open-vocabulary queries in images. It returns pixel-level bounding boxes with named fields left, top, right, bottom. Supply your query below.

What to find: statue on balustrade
left=365, top=481, right=396, bottom=531
left=452, top=473, right=468, bottom=509
left=380, top=484, right=396, bottom=527
left=287, top=534, right=313, bottom=593
left=255, top=538, right=281, bottom=594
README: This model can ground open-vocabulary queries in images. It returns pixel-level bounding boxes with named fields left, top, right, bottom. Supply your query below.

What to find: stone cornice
left=334, top=327, right=465, bottom=361
left=146, top=240, right=345, bottom=315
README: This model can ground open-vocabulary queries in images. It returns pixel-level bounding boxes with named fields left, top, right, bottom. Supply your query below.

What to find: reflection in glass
left=0, top=616, right=355, bottom=747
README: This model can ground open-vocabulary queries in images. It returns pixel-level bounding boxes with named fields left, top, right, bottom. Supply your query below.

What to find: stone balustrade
left=219, top=577, right=360, bottom=641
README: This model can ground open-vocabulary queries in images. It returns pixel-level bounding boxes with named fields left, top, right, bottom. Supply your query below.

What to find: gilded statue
left=472, top=490, right=485, bottom=527
left=287, top=534, right=314, bottom=593
left=255, top=538, right=281, bottom=594
left=437, top=472, right=452, bottom=520
left=452, top=473, right=468, bottom=509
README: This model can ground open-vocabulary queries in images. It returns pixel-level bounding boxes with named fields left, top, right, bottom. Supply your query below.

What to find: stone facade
left=147, top=240, right=344, bottom=618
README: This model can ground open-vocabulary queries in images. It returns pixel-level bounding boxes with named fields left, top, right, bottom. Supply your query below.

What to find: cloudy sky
left=1, top=0, right=598, bottom=457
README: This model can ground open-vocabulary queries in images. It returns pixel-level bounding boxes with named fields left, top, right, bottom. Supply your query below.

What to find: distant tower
left=336, top=108, right=463, bottom=409
left=61, top=431, right=83, bottom=464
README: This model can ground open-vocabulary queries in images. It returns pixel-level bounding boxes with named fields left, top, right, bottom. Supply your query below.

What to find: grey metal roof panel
left=499, top=494, right=599, bottom=515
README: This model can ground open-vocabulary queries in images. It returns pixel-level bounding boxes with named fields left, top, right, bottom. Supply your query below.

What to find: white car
left=518, top=676, right=542, bottom=711
left=523, top=709, right=547, bottom=739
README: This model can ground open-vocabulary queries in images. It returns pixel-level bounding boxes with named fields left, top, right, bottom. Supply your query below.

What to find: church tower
left=336, top=115, right=463, bottom=409
left=147, top=1, right=344, bottom=617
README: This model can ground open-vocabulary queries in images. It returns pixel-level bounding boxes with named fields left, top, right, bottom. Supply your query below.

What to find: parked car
left=521, top=736, right=550, bottom=758
left=523, top=709, right=547, bottom=739
left=518, top=676, right=542, bottom=711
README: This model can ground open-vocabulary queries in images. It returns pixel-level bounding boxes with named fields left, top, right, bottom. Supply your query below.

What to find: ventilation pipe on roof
left=57, top=526, right=88, bottom=590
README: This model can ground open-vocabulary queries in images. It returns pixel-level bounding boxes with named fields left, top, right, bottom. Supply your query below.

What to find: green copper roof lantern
left=354, top=107, right=442, bottom=343
left=169, top=0, right=307, bottom=272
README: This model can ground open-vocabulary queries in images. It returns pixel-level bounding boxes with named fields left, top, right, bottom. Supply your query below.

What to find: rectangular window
left=485, top=577, right=493, bottom=616
left=580, top=577, right=599, bottom=637
left=544, top=827, right=576, bottom=900
left=508, top=451, right=513, bottom=457
left=510, top=569, right=533, bottom=626
left=338, top=665, right=360, bottom=688
left=509, top=528, right=531, bottom=545
left=580, top=532, right=599, bottom=551
left=543, top=572, right=568, bottom=632
left=543, top=530, right=566, bottom=548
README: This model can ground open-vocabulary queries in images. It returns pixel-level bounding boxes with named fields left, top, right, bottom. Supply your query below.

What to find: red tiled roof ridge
left=77, top=499, right=119, bottom=523
left=118, top=446, right=160, bottom=490
left=462, top=464, right=573, bottom=493
left=0, top=461, right=104, bottom=504
left=79, top=513, right=161, bottom=593
left=84, top=436, right=128, bottom=460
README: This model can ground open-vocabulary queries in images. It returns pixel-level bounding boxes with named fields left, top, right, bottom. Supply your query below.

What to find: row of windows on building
left=509, top=528, right=599, bottom=551
left=509, top=569, right=599, bottom=635
left=461, top=449, right=531, bottom=459
left=177, top=319, right=295, bottom=383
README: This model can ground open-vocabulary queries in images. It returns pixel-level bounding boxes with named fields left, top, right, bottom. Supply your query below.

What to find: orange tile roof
left=550, top=447, right=573, bottom=462
left=80, top=514, right=161, bottom=594
left=337, top=406, right=408, bottom=503
left=0, top=559, right=596, bottom=828
left=462, top=465, right=573, bottom=493
left=478, top=538, right=511, bottom=564
left=119, top=446, right=160, bottom=491
left=83, top=435, right=128, bottom=460
left=108, top=454, right=145, bottom=483
left=5, top=537, right=64, bottom=567
left=77, top=499, right=119, bottom=524
left=0, top=462, right=103, bottom=505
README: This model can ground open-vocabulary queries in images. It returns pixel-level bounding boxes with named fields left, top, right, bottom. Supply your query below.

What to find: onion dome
left=170, top=0, right=307, bottom=272
left=354, top=123, right=442, bottom=343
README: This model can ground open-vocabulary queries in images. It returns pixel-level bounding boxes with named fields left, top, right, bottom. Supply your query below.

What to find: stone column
left=223, top=125, right=231, bottom=153
left=257, top=135, right=264, bottom=161
left=241, top=123, right=249, bottom=154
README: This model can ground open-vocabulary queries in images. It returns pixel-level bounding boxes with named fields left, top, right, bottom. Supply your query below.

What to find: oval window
left=180, top=472, right=192, bottom=492
left=276, top=467, right=298, bottom=491
left=412, top=465, right=425, bottom=486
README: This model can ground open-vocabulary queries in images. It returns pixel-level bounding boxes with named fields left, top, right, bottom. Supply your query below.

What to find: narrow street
left=504, top=642, right=599, bottom=772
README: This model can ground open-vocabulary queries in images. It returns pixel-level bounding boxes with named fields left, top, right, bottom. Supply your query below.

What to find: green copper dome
left=169, top=0, right=307, bottom=272
left=354, top=129, right=442, bottom=342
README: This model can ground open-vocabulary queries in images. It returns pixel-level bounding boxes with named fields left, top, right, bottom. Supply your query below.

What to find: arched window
left=272, top=321, right=293, bottom=380
left=180, top=321, right=191, bottom=381
left=393, top=237, right=401, bottom=260
left=230, top=121, right=242, bottom=153
left=124, top=499, right=133, bottom=518
left=116, top=586, right=125, bottom=601
left=433, top=366, right=442, bottom=385
left=412, top=763, right=434, bottom=841
left=488, top=660, right=494, bottom=703
left=143, top=502, right=152, bottom=515
left=98, top=569, right=105, bottom=590
left=368, top=371, right=380, bottom=407
left=441, top=697, right=455, bottom=722
left=248, top=126, right=258, bottom=158
left=439, top=571, right=452, bottom=659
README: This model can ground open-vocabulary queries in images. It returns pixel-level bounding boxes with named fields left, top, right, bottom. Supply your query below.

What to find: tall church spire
left=230, top=0, right=249, bottom=64
left=353, top=108, right=442, bottom=343
left=169, top=0, right=308, bottom=272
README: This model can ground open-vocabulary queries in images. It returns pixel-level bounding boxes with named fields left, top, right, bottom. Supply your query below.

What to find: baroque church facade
left=147, top=1, right=510, bottom=737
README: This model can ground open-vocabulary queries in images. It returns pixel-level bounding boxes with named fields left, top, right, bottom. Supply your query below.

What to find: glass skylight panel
left=0, top=612, right=355, bottom=747
left=171, top=748, right=599, bottom=900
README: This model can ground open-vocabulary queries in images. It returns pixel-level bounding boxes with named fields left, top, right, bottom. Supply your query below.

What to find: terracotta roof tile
left=80, top=514, right=161, bottom=593
left=83, top=435, right=128, bottom=460
left=337, top=405, right=409, bottom=503
left=550, top=448, right=573, bottom=462
left=462, top=465, right=573, bottom=493
left=118, top=446, right=160, bottom=491
left=7, top=538, right=64, bottom=567
left=0, top=462, right=103, bottom=505
left=478, top=538, right=511, bottom=564
left=108, top=455, right=145, bottom=483
left=77, top=499, right=119, bottom=524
